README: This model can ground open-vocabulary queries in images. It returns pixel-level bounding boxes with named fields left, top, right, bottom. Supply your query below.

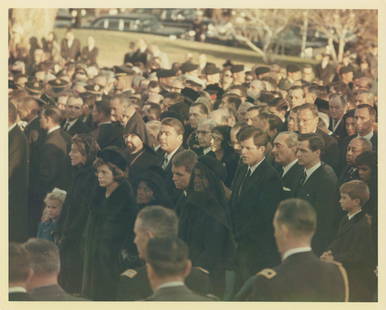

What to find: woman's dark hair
left=72, top=134, right=100, bottom=166
left=212, top=125, right=232, bottom=151
left=355, top=151, right=377, bottom=181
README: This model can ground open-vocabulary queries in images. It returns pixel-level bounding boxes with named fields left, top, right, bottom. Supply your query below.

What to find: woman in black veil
left=178, top=155, right=235, bottom=298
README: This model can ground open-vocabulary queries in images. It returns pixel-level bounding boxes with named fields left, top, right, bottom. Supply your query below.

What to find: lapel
left=239, top=159, right=267, bottom=197
left=336, top=211, right=365, bottom=238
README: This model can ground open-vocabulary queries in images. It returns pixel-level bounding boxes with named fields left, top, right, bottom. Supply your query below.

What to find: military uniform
left=146, top=285, right=215, bottom=301
left=235, top=251, right=349, bottom=302
left=116, top=265, right=213, bottom=301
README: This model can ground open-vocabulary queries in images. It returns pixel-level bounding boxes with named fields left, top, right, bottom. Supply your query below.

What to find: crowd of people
left=8, top=27, right=378, bottom=302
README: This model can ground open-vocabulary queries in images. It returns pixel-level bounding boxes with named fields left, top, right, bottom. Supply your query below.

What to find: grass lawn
left=54, top=28, right=318, bottom=68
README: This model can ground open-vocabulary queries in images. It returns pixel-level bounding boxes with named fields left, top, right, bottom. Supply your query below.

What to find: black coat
left=145, top=285, right=214, bottom=301
left=328, top=211, right=377, bottom=301
left=160, top=145, right=185, bottom=203
left=127, top=147, right=161, bottom=187
left=280, top=161, right=304, bottom=198
left=63, top=118, right=90, bottom=137
left=80, top=46, right=98, bottom=65
left=316, top=129, right=340, bottom=173
left=116, top=265, right=213, bottom=301
left=9, top=125, right=29, bottom=242
left=314, top=63, right=336, bottom=85
left=295, top=163, right=339, bottom=255
left=57, top=164, right=98, bottom=294
left=30, top=284, right=86, bottom=301
left=35, top=128, right=72, bottom=198
left=9, top=292, right=34, bottom=301
left=230, top=159, right=282, bottom=281
left=60, top=38, right=81, bottom=61
left=81, top=180, right=138, bottom=301
left=92, top=122, right=125, bottom=150
left=179, top=191, right=235, bottom=272
left=235, top=251, right=348, bottom=301
left=329, top=117, right=347, bottom=141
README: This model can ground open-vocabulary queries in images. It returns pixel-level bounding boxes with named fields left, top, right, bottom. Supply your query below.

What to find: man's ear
left=183, top=259, right=192, bottom=278
left=315, top=149, right=321, bottom=158
left=177, top=134, right=183, bottom=142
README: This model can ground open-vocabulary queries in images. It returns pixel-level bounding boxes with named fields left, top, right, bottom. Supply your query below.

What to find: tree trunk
left=300, top=11, right=309, bottom=58
left=337, top=38, right=346, bottom=63
left=9, top=8, right=58, bottom=49
left=327, top=37, right=337, bottom=62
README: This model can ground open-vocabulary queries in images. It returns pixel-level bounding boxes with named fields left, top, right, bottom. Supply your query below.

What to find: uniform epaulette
left=256, top=268, right=276, bottom=279
left=196, top=266, right=209, bottom=274
left=329, top=260, right=350, bottom=302
left=121, top=269, right=138, bottom=279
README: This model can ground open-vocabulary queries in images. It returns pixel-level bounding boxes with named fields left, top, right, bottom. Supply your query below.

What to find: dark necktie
left=299, top=169, right=307, bottom=186
left=238, top=168, right=251, bottom=197
left=161, top=155, right=169, bottom=170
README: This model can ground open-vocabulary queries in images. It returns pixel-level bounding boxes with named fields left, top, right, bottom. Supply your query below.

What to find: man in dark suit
left=124, top=128, right=161, bottom=187
left=145, top=237, right=214, bottom=301
left=235, top=198, right=348, bottom=301
left=314, top=53, right=336, bottom=85
left=338, top=137, right=372, bottom=185
left=62, top=95, right=90, bottom=136
left=230, top=126, right=282, bottom=286
left=117, top=206, right=212, bottom=300
left=91, top=100, right=125, bottom=149
left=32, top=106, right=72, bottom=236
left=60, top=28, right=81, bottom=62
left=328, top=94, right=348, bottom=141
left=24, top=238, right=86, bottom=301
left=295, top=133, right=339, bottom=255
left=321, top=180, right=377, bottom=302
left=9, top=103, right=29, bottom=242
left=271, top=131, right=303, bottom=197
left=9, top=243, right=34, bottom=301
left=297, top=103, right=340, bottom=172
left=158, top=117, right=185, bottom=202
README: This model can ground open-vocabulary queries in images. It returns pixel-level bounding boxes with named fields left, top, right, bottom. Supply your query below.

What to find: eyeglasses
left=197, top=130, right=211, bottom=135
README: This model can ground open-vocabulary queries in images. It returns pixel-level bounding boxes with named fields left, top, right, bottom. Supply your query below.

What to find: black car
left=88, top=14, right=189, bottom=38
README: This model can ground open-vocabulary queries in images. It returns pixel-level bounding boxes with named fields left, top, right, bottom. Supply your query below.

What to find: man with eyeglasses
left=62, top=95, right=90, bottom=136
left=195, top=119, right=217, bottom=156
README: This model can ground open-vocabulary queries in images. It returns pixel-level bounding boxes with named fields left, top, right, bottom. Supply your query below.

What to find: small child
left=320, top=180, right=377, bottom=302
left=37, top=188, right=66, bottom=242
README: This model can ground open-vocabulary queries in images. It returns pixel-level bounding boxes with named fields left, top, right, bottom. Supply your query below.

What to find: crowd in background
left=8, top=27, right=378, bottom=302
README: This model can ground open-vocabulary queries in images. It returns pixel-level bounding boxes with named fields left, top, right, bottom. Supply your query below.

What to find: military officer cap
left=114, top=65, right=135, bottom=77
left=339, top=66, right=354, bottom=75
left=231, top=64, right=245, bottom=73
left=25, top=80, right=43, bottom=95
left=278, top=78, right=292, bottom=91
left=48, top=78, right=70, bottom=93
left=180, top=62, right=199, bottom=74
left=156, top=69, right=176, bottom=79
left=84, top=83, right=103, bottom=95
left=286, top=64, right=301, bottom=73
left=255, top=66, right=270, bottom=76
left=203, top=62, right=221, bottom=75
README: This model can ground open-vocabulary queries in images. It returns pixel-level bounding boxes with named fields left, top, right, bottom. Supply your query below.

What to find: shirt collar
left=157, top=281, right=185, bottom=290
left=282, top=159, right=298, bottom=177
left=304, top=161, right=321, bottom=182
left=348, top=209, right=362, bottom=220
left=248, top=157, right=265, bottom=175
left=98, top=121, right=112, bottom=126
left=282, top=247, right=312, bottom=261
left=165, top=145, right=181, bottom=162
left=358, top=131, right=374, bottom=141
left=9, top=123, right=17, bottom=132
left=202, top=147, right=211, bottom=155
left=9, top=286, right=27, bottom=293
left=47, top=125, right=61, bottom=135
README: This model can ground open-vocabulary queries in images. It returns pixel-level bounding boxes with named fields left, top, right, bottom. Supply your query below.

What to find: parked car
left=87, top=14, right=190, bottom=39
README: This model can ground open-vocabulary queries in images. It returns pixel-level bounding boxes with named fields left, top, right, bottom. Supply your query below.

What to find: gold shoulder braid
left=196, top=266, right=210, bottom=274
left=330, top=261, right=349, bottom=302
left=121, top=269, right=138, bottom=279
left=256, top=268, right=277, bottom=279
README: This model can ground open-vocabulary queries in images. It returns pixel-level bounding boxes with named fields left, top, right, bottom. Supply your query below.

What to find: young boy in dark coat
left=321, top=180, right=377, bottom=302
